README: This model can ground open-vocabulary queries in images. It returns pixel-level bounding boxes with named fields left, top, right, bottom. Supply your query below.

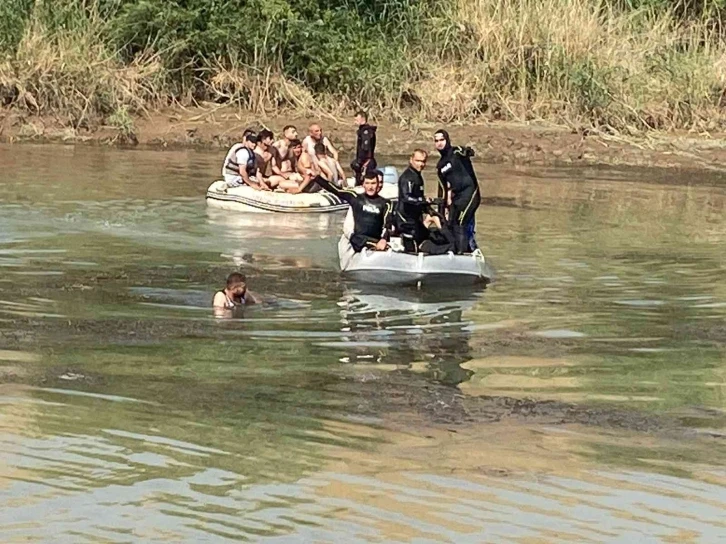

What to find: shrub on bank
left=2, top=0, right=726, bottom=133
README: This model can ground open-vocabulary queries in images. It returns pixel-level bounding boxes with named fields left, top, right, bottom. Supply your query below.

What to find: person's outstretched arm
left=313, top=175, right=356, bottom=204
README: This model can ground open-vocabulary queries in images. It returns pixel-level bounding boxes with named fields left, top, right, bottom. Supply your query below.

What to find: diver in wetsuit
left=314, top=170, right=392, bottom=252
left=350, top=110, right=377, bottom=186
left=434, top=129, right=481, bottom=254
left=395, top=149, right=429, bottom=253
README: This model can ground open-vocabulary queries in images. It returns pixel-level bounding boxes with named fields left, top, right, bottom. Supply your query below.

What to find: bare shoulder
left=212, top=291, right=227, bottom=307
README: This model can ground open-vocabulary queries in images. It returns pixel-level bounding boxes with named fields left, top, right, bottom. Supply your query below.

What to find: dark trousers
left=350, top=158, right=377, bottom=186
left=449, top=189, right=480, bottom=254
left=398, top=217, right=428, bottom=254
left=350, top=234, right=379, bottom=252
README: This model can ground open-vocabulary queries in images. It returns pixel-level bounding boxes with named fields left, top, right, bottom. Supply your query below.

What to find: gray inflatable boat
left=338, top=236, right=492, bottom=286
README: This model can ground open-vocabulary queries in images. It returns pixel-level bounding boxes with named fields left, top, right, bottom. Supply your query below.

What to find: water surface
left=1, top=144, right=725, bottom=542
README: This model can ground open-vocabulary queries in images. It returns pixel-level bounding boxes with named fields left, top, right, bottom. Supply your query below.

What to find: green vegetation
left=2, top=0, right=726, bottom=131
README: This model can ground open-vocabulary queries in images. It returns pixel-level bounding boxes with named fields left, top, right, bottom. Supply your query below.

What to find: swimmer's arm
left=212, top=292, right=228, bottom=308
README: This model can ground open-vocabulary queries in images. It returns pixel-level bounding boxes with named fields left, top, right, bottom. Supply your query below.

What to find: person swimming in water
left=212, top=272, right=260, bottom=310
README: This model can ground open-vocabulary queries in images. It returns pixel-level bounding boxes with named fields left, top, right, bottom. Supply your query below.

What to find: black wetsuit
left=350, top=124, right=377, bottom=186
left=314, top=176, right=392, bottom=252
left=395, top=166, right=428, bottom=253
left=436, top=133, right=480, bottom=254
left=420, top=223, right=454, bottom=255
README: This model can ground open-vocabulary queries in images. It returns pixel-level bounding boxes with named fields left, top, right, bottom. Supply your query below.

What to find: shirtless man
left=278, top=140, right=320, bottom=194
left=302, top=123, right=340, bottom=171
left=314, top=142, right=345, bottom=187
left=273, top=125, right=298, bottom=173
left=254, top=129, right=286, bottom=189
left=212, top=272, right=261, bottom=317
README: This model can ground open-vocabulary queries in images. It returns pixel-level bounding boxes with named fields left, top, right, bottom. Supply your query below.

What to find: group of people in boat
left=220, top=120, right=356, bottom=194
left=220, top=111, right=480, bottom=256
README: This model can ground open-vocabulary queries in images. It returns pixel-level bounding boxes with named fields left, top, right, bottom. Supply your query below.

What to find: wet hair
left=313, top=142, right=327, bottom=155
left=258, top=129, right=273, bottom=141
left=289, top=138, right=302, bottom=147
left=283, top=125, right=296, bottom=134
left=244, top=133, right=257, bottom=144
left=226, top=272, right=247, bottom=288
left=355, top=110, right=368, bottom=121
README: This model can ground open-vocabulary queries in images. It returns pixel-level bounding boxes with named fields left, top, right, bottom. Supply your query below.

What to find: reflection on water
left=1, top=144, right=726, bottom=541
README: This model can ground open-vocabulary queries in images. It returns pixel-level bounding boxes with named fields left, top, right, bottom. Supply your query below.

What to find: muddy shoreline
left=4, top=106, right=726, bottom=172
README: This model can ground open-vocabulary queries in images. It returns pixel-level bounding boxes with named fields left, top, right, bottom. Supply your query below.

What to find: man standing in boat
left=350, top=110, right=377, bottom=186
left=434, top=129, right=481, bottom=254
left=313, top=170, right=392, bottom=252
left=221, top=132, right=271, bottom=191
left=394, top=149, right=429, bottom=253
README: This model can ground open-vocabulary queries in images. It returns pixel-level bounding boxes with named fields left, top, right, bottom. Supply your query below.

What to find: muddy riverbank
left=4, top=106, right=726, bottom=172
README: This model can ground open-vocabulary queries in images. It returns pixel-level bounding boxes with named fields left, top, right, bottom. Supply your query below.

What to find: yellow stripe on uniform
left=458, top=190, right=479, bottom=223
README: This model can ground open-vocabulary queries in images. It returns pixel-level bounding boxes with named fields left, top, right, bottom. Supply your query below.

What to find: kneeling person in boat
left=222, top=132, right=266, bottom=190
left=314, top=170, right=392, bottom=252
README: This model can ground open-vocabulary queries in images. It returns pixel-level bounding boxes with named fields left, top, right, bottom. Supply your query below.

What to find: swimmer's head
left=226, top=272, right=247, bottom=297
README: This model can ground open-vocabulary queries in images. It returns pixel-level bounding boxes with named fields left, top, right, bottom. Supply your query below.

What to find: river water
left=1, top=144, right=725, bottom=542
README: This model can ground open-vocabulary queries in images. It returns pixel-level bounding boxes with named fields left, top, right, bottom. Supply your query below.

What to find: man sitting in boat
left=273, top=125, right=298, bottom=168
left=255, top=129, right=287, bottom=190
left=281, top=140, right=322, bottom=194
left=314, top=142, right=345, bottom=187
left=303, top=123, right=341, bottom=172
left=313, top=169, right=392, bottom=252
left=222, top=132, right=270, bottom=191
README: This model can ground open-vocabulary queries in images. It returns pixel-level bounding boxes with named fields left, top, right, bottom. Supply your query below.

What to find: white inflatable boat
left=338, top=236, right=492, bottom=286
left=206, top=167, right=399, bottom=213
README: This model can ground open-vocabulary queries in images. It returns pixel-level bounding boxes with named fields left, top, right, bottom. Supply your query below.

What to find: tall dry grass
left=3, top=0, right=726, bottom=133
left=410, top=0, right=726, bottom=130
left=0, top=5, right=163, bottom=131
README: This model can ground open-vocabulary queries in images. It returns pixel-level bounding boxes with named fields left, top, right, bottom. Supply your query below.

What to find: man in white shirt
left=221, top=132, right=270, bottom=191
